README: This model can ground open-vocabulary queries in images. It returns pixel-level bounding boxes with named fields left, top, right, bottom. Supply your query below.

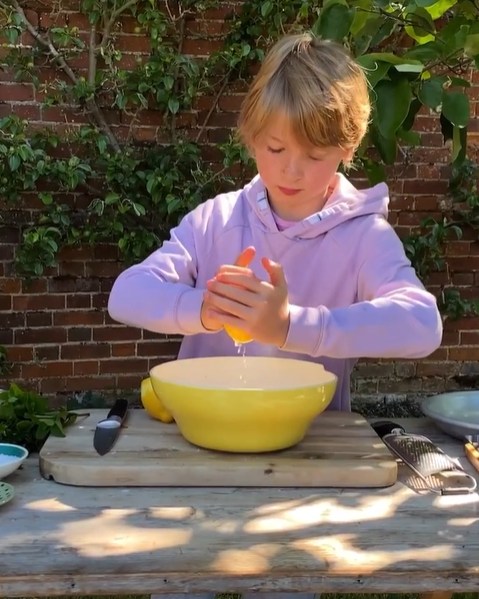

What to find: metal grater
left=372, top=420, right=477, bottom=495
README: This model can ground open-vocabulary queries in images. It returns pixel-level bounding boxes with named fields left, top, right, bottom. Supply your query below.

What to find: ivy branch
left=8, top=0, right=120, bottom=151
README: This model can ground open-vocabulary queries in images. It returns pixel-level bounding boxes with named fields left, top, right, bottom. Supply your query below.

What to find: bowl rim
left=0, top=443, right=29, bottom=460
left=421, top=391, right=479, bottom=428
left=150, top=356, right=338, bottom=390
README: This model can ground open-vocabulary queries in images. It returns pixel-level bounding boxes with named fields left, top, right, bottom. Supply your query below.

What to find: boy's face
left=250, top=113, right=353, bottom=221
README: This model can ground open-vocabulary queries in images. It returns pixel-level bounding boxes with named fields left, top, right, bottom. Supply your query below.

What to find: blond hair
left=237, top=33, right=370, bottom=157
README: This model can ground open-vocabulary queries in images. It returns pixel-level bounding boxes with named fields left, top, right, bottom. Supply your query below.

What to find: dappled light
left=244, top=490, right=411, bottom=533
left=292, top=536, right=458, bottom=574
left=59, top=509, right=193, bottom=557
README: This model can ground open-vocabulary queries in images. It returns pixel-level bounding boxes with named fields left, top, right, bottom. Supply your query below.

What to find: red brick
left=40, top=376, right=116, bottom=394
left=182, top=38, right=224, bottom=56
left=26, top=312, right=53, bottom=327
left=67, top=327, right=92, bottom=342
left=0, top=83, right=35, bottom=102
left=111, top=342, right=136, bottom=357
left=449, top=347, right=479, bottom=361
left=116, top=35, right=152, bottom=53
left=53, top=311, right=104, bottom=326
left=15, top=327, right=67, bottom=344
left=22, top=361, right=73, bottom=378
left=4, top=345, right=33, bottom=362
left=0, top=296, right=12, bottom=311
left=100, top=358, right=149, bottom=374
left=417, top=361, right=459, bottom=376
left=0, top=104, right=41, bottom=120
left=73, top=360, right=99, bottom=375
left=22, top=279, right=48, bottom=293
left=67, top=294, right=92, bottom=309
left=13, top=295, right=66, bottom=311
left=93, top=327, right=142, bottom=341
left=0, top=278, right=22, bottom=294
left=461, top=331, right=479, bottom=344
left=403, top=179, right=449, bottom=194
left=35, top=346, right=60, bottom=361
left=218, top=95, right=246, bottom=112
left=61, top=343, right=110, bottom=360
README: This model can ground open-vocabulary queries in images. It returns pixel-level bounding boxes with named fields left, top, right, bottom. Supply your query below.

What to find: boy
left=108, top=32, right=442, bottom=413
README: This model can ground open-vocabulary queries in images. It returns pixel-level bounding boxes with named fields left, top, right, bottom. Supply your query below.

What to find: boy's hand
left=204, top=250, right=290, bottom=347
left=200, top=247, right=255, bottom=332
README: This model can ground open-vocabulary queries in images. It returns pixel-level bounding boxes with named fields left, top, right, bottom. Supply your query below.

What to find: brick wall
left=0, top=1, right=478, bottom=404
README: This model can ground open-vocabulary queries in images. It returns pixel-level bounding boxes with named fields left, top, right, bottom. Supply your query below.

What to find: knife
left=93, top=399, right=129, bottom=456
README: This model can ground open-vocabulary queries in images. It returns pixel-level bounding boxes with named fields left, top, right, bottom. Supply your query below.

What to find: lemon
left=140, top=377, right=174, bottom=423
left=224, top=325, right=253, bottom=344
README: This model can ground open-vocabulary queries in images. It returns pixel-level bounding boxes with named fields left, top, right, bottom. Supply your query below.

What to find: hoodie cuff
left=281, top=304, right=326, bottom=355
left=176, top=288, right=210, bottom=334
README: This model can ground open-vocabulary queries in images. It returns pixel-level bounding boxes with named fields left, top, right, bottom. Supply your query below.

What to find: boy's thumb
left=262, top=257, right=286, bottom=287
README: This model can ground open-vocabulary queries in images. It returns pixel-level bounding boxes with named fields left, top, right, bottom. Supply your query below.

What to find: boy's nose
left=282, top=159, right=303, bottom=179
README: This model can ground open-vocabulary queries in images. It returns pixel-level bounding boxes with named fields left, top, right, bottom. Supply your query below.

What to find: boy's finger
left=262, top=257, right=286, bottom=288
left=234, top=246, right=256, bottom=267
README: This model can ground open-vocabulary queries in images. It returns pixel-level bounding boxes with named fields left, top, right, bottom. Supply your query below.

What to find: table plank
left=1, top=418, right=478, bottom=597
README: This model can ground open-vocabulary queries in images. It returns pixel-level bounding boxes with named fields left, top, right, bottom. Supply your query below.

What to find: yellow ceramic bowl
left=149, top=356, right=337, bottom=453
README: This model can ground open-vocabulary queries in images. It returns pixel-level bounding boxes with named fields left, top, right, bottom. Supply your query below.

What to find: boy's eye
left=267, top=146, right=283, bottom=154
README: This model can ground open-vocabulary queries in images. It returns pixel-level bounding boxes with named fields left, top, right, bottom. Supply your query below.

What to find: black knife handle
left=107, top=399, right=129, bottom=422
left=371, top=420, right=405, bottom=439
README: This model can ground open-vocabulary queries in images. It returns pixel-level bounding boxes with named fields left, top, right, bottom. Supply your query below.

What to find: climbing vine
left=0, top=0, right=478, bottom=316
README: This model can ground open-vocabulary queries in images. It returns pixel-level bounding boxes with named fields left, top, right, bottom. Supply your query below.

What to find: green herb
left=0, top=383, right=86, bottom=452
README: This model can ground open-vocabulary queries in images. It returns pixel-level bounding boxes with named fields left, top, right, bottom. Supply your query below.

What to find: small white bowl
left=0, top=443, right=29, bottom=479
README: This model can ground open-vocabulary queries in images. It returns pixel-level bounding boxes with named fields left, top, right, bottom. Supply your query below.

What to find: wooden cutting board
left=39, top=409, right=397, bottom=488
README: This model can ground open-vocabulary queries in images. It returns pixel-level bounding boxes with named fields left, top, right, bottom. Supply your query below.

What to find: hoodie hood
left=244, top=173, right=390, bottom=240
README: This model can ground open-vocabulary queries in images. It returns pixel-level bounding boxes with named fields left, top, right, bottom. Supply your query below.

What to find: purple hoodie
left=108, top=173, right=443, bottom=410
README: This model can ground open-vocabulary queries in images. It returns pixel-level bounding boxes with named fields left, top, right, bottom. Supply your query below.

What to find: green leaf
left=360, top=157, right=387, bottom=185
left=405, top=7, right=435, bottom=44
left=261, top=1, right=273, bottom=18
left=404, top=41, right=442, bottom=61
left=168, top=97, right=180, bottom=114
left=374, top=78, right=412, bottom=138
left=356, top=56, right=390, bottom=88
left=39, top=192, right=53, bottom=205
left=465, top=33, right=479, bottom=58
left=442, top=91, right=469, bottom=128
left=402, top=98, right=422, bottom=131
left=423, top=0, right=458, bottom=19
left=8, top=154, right=21, bottom=171
left=397, top=128, right=421, bottom=146
left=357, top=52, right=423, bottom=71
left=241, top=43, right=251, bottom=57
left=452, top=125, right=467, bottom=164
left=418, top=77, right=444, bottom=110
left=313, top=1, right=354, bottom=42
left=370, top=125, right=397, bottom=165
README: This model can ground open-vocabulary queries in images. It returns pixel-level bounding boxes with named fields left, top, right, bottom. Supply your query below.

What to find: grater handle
left=371, top=420, right=405, bottom=438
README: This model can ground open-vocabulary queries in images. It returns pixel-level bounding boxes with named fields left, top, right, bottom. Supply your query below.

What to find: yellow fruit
left=140, top=377, right=174, bottom=423
left=224, top=325, right=253, bottom=344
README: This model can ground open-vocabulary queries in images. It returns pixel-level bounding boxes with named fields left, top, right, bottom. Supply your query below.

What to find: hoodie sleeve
left=107, top=211, right=208, bottom=336
left=282, top=217, right=443, bottom=359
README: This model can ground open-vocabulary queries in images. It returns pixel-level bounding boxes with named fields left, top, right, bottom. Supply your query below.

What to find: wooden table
left=1, top=418, right=478, bottom=598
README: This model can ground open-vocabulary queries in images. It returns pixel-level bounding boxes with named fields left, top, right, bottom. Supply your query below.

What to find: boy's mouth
left=278, top=186, right=301, bottom=196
